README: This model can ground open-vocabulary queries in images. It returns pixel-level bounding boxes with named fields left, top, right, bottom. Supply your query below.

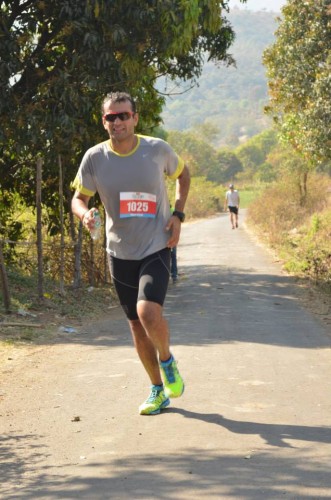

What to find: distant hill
left=160, top=9, right=279, bottom=147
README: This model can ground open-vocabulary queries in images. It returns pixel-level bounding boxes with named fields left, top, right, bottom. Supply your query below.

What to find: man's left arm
left=166, top=164, right=190, bottom=248
left=174, top=164, right=190, bottom=212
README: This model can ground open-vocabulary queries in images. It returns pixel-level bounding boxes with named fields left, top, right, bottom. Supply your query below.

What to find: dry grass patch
left=247, top=173, right=331, bottom=287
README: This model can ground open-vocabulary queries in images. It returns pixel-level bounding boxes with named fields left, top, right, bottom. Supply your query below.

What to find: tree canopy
left=1, top=0, right=244, bottom=141
left=0, top=0, right=246, bottom=238
left=263, top=0, right=331, bottom=166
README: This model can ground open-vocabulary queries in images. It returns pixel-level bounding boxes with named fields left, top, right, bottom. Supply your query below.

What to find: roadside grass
left=282, top=209, right=331, bottom=286
left=246, top=173, right=331, bottom=290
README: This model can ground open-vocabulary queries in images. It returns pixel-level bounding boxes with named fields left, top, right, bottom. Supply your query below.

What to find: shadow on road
left=56, top=264, right=330, bottom=351
left=2, top=430, right=331, bottom=500
left=166, top=408, right=331, bottom=448
left=165, top=264, right=330, bottom=349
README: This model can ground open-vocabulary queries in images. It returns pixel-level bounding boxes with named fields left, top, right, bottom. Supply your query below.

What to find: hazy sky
left=229, top=0, right=287, bottom=11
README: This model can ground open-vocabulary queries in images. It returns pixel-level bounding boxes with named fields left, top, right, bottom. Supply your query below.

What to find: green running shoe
left=139, top=386, right=170, bottom=415
left=160, top=356, right=185, bottom=398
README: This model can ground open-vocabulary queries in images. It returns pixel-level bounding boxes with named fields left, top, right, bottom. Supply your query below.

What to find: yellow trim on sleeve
left=168, top=156, right=185, bottom=180
left=70, top=177, right=95, bottom=197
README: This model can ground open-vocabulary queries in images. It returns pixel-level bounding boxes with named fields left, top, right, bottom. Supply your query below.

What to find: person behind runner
left=170, top=245, right=178, bottom=284
left=224, top=183, right=240, bottom=229
left=71, top=91, right=190, bottom=415
left=169, top=204, right=178, bottom=283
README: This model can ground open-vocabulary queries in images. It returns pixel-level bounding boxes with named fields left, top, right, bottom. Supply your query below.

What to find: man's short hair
left=102, top=92, right=137, bottom=114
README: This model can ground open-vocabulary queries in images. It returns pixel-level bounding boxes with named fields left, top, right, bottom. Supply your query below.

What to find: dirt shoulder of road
left=0, top=285, right=120, bottom=365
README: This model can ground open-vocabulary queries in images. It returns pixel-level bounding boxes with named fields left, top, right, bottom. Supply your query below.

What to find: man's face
left=102, top=99, right=138, bottom=142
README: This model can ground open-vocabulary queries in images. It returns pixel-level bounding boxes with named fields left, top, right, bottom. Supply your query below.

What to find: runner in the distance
left=224, top=184, right=240, bottom=229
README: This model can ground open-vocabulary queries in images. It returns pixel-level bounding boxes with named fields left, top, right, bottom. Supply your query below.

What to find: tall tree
left=263, top=0, right=331, bottom=166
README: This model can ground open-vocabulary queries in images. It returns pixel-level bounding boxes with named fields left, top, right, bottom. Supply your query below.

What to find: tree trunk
left=299, top=171, right=308, bottom=206
left=58, top=155, right=65, bottom=296
left=66, top=185, right=76, bottom=241
left=73, top=223, right=83, bottom=289
left=0, top=240, right=11, bottom=313
left=36, top=157, right=44, bottom=301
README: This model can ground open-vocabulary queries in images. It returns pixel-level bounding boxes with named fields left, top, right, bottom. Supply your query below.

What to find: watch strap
left=172, top=210, right=185, bottom=222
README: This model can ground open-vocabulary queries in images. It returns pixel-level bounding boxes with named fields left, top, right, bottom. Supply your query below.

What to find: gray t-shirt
left=226, top=189, right=239, bottom=206
left=72, top=134, right=185, bottom=260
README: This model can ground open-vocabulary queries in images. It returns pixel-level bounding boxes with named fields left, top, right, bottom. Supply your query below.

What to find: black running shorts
left=228, top=206, right=238, bottom=215
left=109, top=248, right=171, bottom=320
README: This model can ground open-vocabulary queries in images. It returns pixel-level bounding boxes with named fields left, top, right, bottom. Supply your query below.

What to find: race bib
left=120, top=192, right=157, bottom=218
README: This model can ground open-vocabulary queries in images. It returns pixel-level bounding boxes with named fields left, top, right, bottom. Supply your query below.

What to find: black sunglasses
left=103, top=111, right=134, bottom=122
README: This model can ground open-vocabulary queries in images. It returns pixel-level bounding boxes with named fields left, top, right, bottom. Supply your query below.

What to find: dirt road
left=1, top=212, right=331, bottom=499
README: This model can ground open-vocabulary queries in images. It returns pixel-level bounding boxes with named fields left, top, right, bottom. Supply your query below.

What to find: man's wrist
left=81, top=210, right=89, bottom=223
left=172, top=210, right=185, bottom=222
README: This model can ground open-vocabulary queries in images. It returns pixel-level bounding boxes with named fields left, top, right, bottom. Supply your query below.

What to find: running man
left=71, top=91, right=190, bottom=415
left=224, top=184, right=240, bottom=229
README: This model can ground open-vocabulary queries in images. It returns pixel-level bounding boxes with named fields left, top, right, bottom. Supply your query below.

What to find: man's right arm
left=71, top=191, right=96, bottom=231
left=224, top=193, right=228, bottom=211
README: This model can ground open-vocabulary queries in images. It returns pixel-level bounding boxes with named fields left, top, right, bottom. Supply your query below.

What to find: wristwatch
left=172, top=210, right=185, bottom=222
